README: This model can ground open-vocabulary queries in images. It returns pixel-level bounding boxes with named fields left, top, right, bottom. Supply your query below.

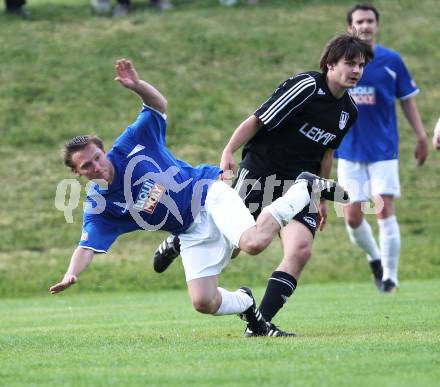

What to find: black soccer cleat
left=369, top=260, right=383, bottom=290
left=380, top=279, right=397, bottom=293
left=295, top=171, right=350, bottom=203
left=153, top=235, right=181, bottom=273
left=267, top=322, right=297, bottom=337
left=245, top=322, right=297, bottom=337
left=238, top=287, right=269, bottom=336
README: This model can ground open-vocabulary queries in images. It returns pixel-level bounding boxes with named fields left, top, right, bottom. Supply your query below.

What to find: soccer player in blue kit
left=335, top=4, right=429, bottom=292
left=49, top=59, right=347, bottom=335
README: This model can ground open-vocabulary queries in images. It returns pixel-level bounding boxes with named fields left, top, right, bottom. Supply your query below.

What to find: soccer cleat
left=267, top=323, right=297, bottom=337
left=238, top=287, right=269, bottom=336
left=245, top=322, right=297, bottom=337
left=380, top=279, right=397, bottom=293
left=369, top=260, right=383, bottom=290
left=153, top=235, right=181, bottom=273
left=295, top=171, right=350, bottom=203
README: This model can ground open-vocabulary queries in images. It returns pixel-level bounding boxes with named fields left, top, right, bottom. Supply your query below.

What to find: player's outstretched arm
left=114, top=58, right=167, bottom=114
left=49, top=247, right=94, bottom=294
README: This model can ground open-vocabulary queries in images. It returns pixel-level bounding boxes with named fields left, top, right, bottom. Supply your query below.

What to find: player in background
left=49, top=58, right=347, bottom=336
left=335, top=4, right=429, bottom=293
left=153, top=33, right=373, bottom=336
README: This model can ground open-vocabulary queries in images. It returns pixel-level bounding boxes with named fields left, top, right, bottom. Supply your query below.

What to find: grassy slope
left=0, top=0, right=439, bottom=296
left=1, top=280, right=440, bottom=386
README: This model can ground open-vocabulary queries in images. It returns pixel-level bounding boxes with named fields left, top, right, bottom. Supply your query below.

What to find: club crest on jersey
left=339, top=111, right=349, bottom=130
left=133, top=179, right=165, bottom=214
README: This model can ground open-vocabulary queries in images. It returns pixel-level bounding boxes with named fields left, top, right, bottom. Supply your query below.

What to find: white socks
left=264, top=181, right=310, bottom=227
left=346, top=219, right=381, bottom=262
left=214, top=287, right=253, bottom=316
left=347, top=216, right=400, bottom=284
left=378, top=215, right=400, bottom=284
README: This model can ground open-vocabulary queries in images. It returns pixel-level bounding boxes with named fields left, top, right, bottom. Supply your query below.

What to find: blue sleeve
left=395, top=54, right=419, bottom=99
left=78, top=214, right=121, bottom=253
left=126, top=104, right=167, bottom=146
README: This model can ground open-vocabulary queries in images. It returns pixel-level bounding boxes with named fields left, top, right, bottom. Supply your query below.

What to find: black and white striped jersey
left=241, top=71, right=358, bottom=178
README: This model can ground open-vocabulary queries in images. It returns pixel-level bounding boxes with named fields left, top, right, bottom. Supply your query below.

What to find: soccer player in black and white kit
left=153, top=34, right=373, bottom=336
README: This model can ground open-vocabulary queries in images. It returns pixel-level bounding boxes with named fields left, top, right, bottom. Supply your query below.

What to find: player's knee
left=377, top=206, right=394, bottom=219
left=344, top=204, right=363, bottom=228
left=191, top=295, right=216, bottom=314
left=240, top=236, right=271, bottom=255
left=346, top=214, right=362, bottom=229
left=291, top=242, right=312, bottom=264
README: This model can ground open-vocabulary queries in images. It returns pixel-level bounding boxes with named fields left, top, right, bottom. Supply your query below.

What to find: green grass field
left=1, top=281, right=439, bottom=386
left=1, top=0, right=439, bottom=297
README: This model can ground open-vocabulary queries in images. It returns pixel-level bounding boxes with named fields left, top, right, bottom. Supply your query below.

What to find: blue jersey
left=79, top=105, right=221, bottom=253
left=335, top=44, right=419, bottom=162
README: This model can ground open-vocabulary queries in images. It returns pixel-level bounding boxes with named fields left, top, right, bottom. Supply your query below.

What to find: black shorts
left=232, top=166, right=318, bottom=237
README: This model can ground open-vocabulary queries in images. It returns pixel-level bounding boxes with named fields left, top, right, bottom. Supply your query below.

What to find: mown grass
left=1, top=280, right=439, bottom=386
left=0, top=0, right=439, bottom=297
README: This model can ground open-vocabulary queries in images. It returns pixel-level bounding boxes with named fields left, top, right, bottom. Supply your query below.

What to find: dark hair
left=347, top=3, right=380, bottom=25
left=63, top=135, right=104, bottom=170
left=319, top=33, right=374, bottom=74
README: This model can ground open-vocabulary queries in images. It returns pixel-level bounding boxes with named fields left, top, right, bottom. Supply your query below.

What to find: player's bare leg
left=187, top=275, right=269, bottom=335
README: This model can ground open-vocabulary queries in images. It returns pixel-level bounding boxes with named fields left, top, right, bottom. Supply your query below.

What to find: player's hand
left=49, top=274, right=77, bottom=294
left=317, top=201, right=327, bottom=231
left=433, top=132, right=440, bottom=150
left=220, top=150, right=237, bottom=183
left=114, top=58, right=140, bottom=90
left=415, top=136, right=428, bottom=166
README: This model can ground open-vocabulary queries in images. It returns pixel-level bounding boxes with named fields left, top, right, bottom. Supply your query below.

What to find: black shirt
left=241, top=71, right=358, bottom=178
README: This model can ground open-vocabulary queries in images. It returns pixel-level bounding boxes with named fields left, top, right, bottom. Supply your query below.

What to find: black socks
left=259, top=271, right=297, bottom=322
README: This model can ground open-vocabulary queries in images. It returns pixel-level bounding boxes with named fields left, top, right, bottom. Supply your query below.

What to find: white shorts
left=180, top=181, right=256, bottom=282
left=337, top=159, right=401, bottom=202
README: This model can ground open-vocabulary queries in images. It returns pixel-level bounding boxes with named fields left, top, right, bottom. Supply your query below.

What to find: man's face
left=72, top=143, right=113, bottom=182
left=327, top=56, right=365, bottom=89
left=349, top=9, right=378, bottom=44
